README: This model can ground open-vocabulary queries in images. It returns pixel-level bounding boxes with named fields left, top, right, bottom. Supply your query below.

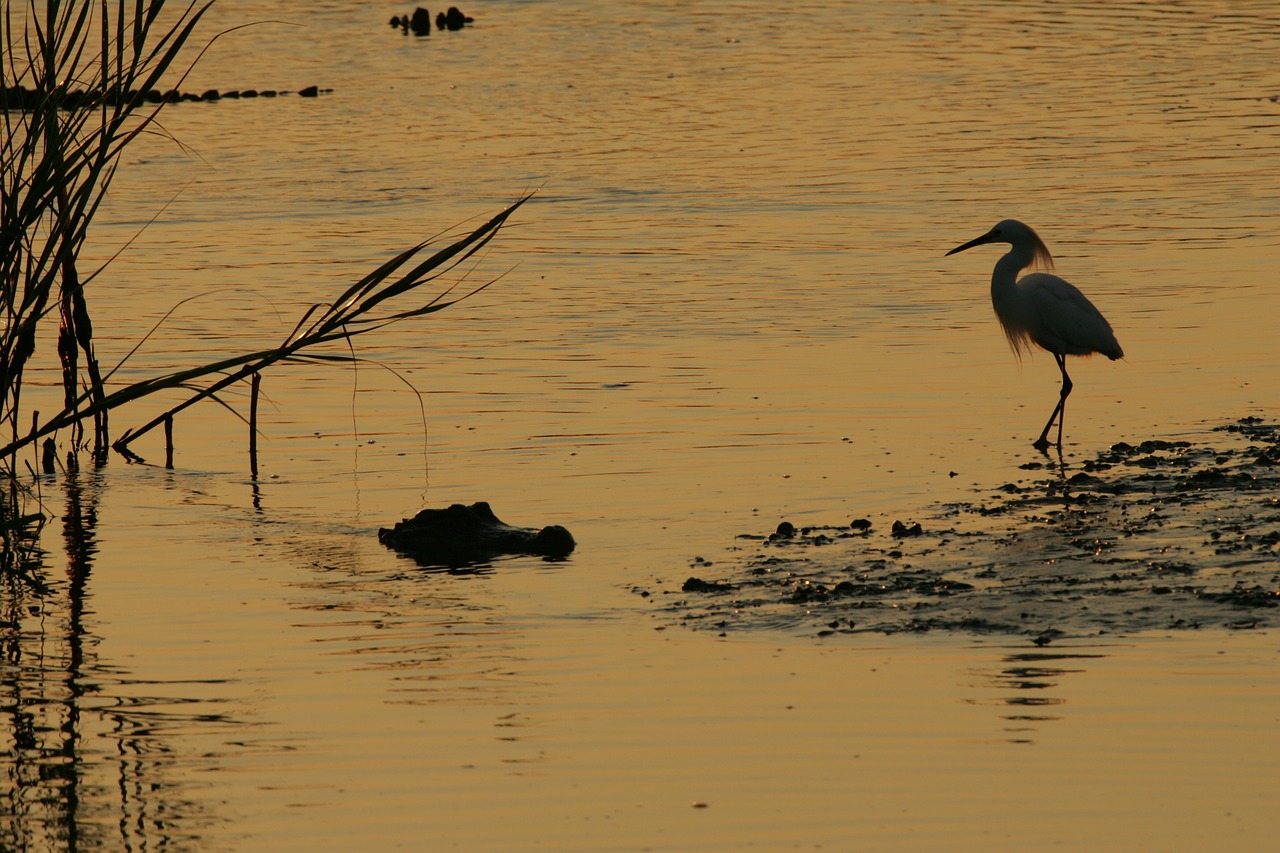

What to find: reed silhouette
left=1, top=1, right=531, bottom=568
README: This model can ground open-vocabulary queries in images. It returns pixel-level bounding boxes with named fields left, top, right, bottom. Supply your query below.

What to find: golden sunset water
left=5, top=1, right=1278, bottom=850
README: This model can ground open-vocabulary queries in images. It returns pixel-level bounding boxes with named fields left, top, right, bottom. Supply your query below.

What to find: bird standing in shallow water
left=946, top=219, right=1124, bottom=451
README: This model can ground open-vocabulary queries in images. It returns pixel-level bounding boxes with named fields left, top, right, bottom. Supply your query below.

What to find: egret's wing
left=1020, top=273, right=1123, bottom=359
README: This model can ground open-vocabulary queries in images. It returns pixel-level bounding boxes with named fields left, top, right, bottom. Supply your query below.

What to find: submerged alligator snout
left=379, top=501, right=575, bottom=567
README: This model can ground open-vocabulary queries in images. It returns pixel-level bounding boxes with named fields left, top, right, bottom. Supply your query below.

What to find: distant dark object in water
left=379, top=501, right=575, bottom=567
left=390, top=6, right=472, bottom=35
left=410, top=7, right=432, bottom=35
left=389, top=8, right=431, bottom=35
left=1, top=84, right=331, bottom=111
left=440, top=6, right=473, bottom=30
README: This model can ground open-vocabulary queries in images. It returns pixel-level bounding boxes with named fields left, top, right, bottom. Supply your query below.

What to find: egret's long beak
left=945, top=230, right=995, bottom=257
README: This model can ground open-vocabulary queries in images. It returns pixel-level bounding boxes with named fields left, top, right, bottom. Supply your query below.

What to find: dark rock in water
left=379, top=501, right=575, bottom=567
left=891, top=519, right=923, bottom=537
left=683, top=577, right=734, bottom=594
left=410, top=7, right=432, bottom=35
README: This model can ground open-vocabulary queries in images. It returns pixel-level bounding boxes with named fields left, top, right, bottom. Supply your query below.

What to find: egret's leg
left=1033, top=354, right=1072, bottom=451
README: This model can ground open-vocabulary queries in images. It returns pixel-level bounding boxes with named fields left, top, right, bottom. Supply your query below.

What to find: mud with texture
left=648, top=418, right=1280, bottom=639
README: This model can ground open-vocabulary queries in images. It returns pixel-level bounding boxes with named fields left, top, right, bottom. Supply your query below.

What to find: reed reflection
left=0, top=463, right=235, bottom=851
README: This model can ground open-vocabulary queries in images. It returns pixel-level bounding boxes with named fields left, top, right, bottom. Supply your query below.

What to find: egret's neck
left=991, top=246, right=1031, bottom=293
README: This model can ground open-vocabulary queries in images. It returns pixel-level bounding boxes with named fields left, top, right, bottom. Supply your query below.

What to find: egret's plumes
left=946, top=219, right=1124, bottom=451
left=1026, top=225, right=1054, bottom=272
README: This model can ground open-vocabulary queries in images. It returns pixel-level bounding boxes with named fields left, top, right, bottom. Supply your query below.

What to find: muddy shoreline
left=650, top=418, right=1280, bottom=639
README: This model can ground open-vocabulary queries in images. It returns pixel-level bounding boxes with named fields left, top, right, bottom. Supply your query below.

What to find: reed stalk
left=2, top=0, right=219, bottom=562
left=2, top=0, right=218, bottom=458
left=1, top=0, right=534, bottom=565
left=101, top=193, right=529, bottom=462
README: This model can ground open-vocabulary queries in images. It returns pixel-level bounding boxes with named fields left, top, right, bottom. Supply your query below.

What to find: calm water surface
left=5, top=1, right=1279, bottom=850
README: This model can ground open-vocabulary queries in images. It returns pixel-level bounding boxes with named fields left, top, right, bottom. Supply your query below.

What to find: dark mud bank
left=650, top=418, right=1280, bottom=640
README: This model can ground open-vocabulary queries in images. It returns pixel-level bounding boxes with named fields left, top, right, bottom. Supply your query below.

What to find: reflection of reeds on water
left=0, top=462, right=238, bottom=850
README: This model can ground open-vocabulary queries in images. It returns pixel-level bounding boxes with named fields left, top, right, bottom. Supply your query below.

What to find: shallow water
left=5, top=1, right=1280, bottom=850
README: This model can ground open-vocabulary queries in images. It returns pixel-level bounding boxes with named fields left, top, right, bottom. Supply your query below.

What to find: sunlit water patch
left=6, top=0, right=1280, bottom=850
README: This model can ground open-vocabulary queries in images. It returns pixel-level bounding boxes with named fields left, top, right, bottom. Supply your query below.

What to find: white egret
left=946, top=219, right=1123, bottom=451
